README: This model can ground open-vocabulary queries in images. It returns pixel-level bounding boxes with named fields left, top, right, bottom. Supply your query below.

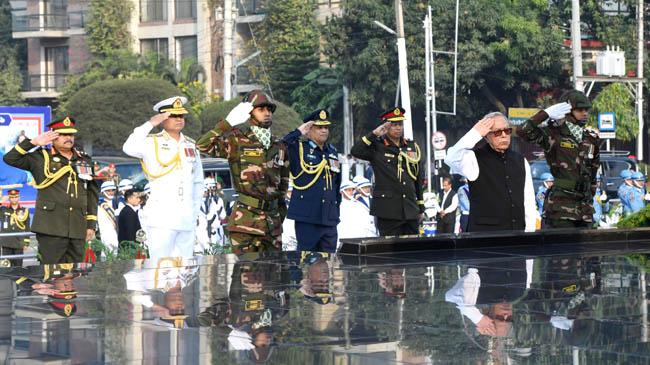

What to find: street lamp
left=373, top=20, right=396, bottom=35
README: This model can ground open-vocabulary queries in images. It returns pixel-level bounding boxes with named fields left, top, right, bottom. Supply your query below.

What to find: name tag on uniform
left=560, top=140, right=576, bottom=149
left=245, top=299, right=264, bottom=311
left=384, top=153, right=395, bottom=158
left=243, top=148, right=262, bottom=157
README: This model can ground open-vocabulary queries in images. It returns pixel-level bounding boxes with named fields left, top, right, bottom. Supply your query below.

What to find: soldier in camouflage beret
left=519, top=90, right=599, bottom=228
left=197, top=90, right=290, bottom=253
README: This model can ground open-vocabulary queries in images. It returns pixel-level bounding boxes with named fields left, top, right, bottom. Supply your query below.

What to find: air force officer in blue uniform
left=282, top=110, right=341, bottom=252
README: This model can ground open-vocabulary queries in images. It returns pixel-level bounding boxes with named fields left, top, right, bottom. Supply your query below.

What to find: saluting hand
left=476, top=315, right=497, bottom=336
left=472, top=117, right=495, bottom=137
left=149, top=112, right=171, bottom=127
left=31, top=130, right=60, bottom=146
left=298, top=121, right=314, bottom=135
left=372, top=122, right=392, bottom=137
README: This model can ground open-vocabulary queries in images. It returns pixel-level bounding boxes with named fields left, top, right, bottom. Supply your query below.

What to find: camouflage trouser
left=543, top=188, right=593, bottom=228
left=226, top=202, right=283, bottom=254
left=227, top=232, right=281, bottom=254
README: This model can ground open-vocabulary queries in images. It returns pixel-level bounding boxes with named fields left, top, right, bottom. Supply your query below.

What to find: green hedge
left=617, top=205, right=650, bottom=228
left=199, top=98, right=301, bottom=137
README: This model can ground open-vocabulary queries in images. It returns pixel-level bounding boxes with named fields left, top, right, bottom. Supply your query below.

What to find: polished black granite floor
left=2, top=241, right=650, bottom=364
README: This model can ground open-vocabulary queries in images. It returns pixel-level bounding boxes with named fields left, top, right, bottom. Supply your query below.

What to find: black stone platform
left=339, top=227, right=650, bottom=255
left=1, top=230, right=650, bottom=364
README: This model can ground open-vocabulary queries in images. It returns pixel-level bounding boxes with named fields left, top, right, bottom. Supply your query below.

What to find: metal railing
left=237, top=0, right=269, bottom=16
left=12, top=11, right=86, bottom=32
left=23, top=73, right=68, bottom=92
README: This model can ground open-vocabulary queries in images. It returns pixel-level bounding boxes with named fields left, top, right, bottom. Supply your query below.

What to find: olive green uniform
left=197, top=120, right=290, bottom=253
left=3, top=139, right=99, bottom=263
left=0, top=204, right=30, bottom=266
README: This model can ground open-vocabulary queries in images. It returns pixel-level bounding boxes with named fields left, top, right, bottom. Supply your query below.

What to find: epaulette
left=147, top=132, right=165, bottom=138
left=185, top=136, right=196, bottom=144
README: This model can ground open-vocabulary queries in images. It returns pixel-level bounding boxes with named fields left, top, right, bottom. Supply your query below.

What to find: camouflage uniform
left=197, top=120, right=290, bottom=253
left=520, top=91, right=599, bottom=228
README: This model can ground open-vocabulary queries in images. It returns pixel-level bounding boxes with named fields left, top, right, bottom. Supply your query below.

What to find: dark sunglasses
left=493, top=313, right=513, bottom=322
left=169, top=114, right=185, bottom=119
left=489, top=128, right=512, bottom=137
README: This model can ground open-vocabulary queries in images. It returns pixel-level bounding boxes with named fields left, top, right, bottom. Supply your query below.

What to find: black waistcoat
left=468, top=144, right=526, bottom=232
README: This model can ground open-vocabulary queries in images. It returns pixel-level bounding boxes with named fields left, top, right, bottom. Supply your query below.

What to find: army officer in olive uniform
left=283, top=109, right=341, bottom=252
left=0, top=189, right=31, bottom=266
left=351, top=107, right=424, bottom=236
left=3, top=117, right=99, bottom=264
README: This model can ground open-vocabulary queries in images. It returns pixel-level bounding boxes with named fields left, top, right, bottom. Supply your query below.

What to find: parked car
left=201, top=157, right=237, bottom=204
left=529, top=151, right=638, bottom=199
left=96, top=155, right=237, bottom=203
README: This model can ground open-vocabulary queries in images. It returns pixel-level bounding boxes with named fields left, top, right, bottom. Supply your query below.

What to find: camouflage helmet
left=560, top=90, right=592, bottom=110
left=243, top=89, right=277, bottom=113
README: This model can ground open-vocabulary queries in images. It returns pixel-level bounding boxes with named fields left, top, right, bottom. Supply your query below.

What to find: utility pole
left=222, top=0, right=234, bottom=100
left=571, top=0, right=584, bottom=91
left=637, top=0, right=644, bottom=161
left=394, top=0, right=413, bottom=140
left=343, top=85, right=352, bottom=154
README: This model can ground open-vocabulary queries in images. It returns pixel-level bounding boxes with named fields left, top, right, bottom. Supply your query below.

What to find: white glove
left=225, top=102, right=254, bottom=126
left=645, top=193, right=650, bottom=201
left=599, top=192, right=608, bottom=202
left=227, top=329, right=255, bottom=350
left=544, top=102, right=572, bottom=121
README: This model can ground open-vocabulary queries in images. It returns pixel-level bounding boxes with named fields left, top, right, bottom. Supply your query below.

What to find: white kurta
left=445, top=260, right=534, bottom=324
left=123, top=122, right=204, bottom=231
left=444, top=128, right=537, bottom=232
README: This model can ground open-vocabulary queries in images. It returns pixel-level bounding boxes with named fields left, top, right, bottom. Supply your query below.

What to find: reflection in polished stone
left=1, top=244, right=650, bottom=364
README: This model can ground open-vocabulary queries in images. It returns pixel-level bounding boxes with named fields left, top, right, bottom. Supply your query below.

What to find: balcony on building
left=236, top=0, right=268, bottom=23
left=21, top=73, right=68, bottom=99
left=12, top=11, right=86, bottom=38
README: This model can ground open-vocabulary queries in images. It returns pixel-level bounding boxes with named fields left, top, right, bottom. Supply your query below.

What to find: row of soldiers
left=1, top=88, right=629, bottom=262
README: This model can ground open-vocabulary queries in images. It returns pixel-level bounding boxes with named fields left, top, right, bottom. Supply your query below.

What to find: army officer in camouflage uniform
left=519, top=90, right=599, bottom=228
left=197, top=90, right=290, bottom=253
left=3, top=117, right=99, bottom=263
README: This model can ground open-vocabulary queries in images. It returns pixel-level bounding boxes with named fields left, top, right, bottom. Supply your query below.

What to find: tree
left=85, top=0, right=133, bottom=57
left=0, top=0, right=24, bottom=105
left=253, top=0, right=320, bottom=104
left=0, top=53, right=25, bottom=106
left=588, top=83, right=638, bottom=141
left=290, top=67, right=344, bottom=148
left=59, top=52, right=210, bottom=122
left=322, top=0, right=567, bottom=138
left=199, top=99, right=301, bottom=137
left=65, top=78, right=190, bottom=153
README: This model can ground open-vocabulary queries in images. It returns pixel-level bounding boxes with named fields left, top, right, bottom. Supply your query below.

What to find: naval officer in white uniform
left=123, top=96, right=204, bottom=259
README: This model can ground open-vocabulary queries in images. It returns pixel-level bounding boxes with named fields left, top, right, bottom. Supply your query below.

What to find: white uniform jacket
left=123, top=122, right=204, bottom=231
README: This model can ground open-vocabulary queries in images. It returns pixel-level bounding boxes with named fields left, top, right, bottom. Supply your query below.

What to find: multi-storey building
left=10, top=0, right=341, bottom=105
